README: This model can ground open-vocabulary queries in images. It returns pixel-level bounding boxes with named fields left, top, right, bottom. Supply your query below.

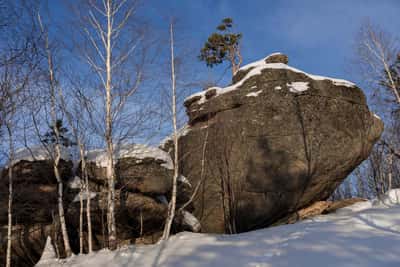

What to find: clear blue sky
left=47, top=0, right=399, bottom=109
left=146, top=0, right=399, bottom=82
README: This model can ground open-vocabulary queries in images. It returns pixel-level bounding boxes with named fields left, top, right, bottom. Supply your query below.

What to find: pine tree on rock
left=199, top=18, right=243, bottom=76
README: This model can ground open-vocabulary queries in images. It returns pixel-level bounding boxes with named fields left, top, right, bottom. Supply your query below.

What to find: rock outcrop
left=173, top=53, right=383, bottom=233
left=0, top=158, right=73, bottom=267
left=0, top=144, right=198, bottom=266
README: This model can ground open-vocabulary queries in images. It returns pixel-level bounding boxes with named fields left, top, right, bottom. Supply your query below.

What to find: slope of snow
left=185, top=53, right=356, bottom=105
left=86, top=144, right=173, bottom=170
left=36, top=189, right=400, bottom=267
left=37, top=237, right=57, bottom=265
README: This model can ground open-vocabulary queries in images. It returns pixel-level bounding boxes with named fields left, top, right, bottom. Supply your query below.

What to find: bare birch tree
left=1, top=57, right=33, bottom=267
left=1, top=70, right=19, bottom=267
left=161, top=20, right=178, bottom=240
left=37, top=13, right=72, bottom=257
left=356, top=21, right=400, bottom=106
left=76, top=0, right=144, bottom=249
left=58, top=78, right=94, bottom=253
left=1, top=7, right=40, bottom=263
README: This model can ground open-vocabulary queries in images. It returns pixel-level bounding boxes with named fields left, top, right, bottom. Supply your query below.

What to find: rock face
left=177, top=53, right=383, bottom=233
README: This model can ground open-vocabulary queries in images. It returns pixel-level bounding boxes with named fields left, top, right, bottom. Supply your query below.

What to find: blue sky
left=47, top=0, right=399, bottom=89
left=146, top=0, right=399, bottom=85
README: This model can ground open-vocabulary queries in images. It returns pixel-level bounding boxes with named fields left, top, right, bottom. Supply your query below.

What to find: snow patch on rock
left=86, top=144, right=173, bottom=170
left=287, top=82, right=309, bottom=93
left=8, top=144, right=71, bottom=168
left=246, top=90, right=263, bottom=97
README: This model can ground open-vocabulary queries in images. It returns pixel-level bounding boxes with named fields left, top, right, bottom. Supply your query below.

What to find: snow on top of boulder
left=8, top=144, right=71, bottom=167
left=185, top=53, right=356, bottom=105
left=187, top=65, right=267, bottom=105
left=240, top=53, right=355, bottom=88
left=239, top=52, right=285, bottom=70
left=86, top=144, right=173, bottom=170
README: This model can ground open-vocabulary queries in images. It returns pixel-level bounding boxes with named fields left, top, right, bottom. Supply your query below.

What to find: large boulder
left=173, top=53, right=383, bottom=233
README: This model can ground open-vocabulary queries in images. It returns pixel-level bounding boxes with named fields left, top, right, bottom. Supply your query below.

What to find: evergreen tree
left=199, top=18, right=243, bottom=76
left=43, top=119, right=76, bottom=147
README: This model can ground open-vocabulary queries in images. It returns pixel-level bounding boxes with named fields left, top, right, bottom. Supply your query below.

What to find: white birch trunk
left=105, top=0, right=117, bottom=249
left=162, top=21, right=178, bottom=240
left=387, top=153, right=393, bottom=191
left=53, top=133, right=72, bottom=257
left=80, top=145, right=93, bottom=253
left=382, top=57, right=400, bottom=105
left=79, top=185, right=84, bottom=254
left=6, top=124, right=14, bottom=267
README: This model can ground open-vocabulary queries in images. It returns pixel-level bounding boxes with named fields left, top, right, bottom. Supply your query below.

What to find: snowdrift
left=36, top=189, right=400, bottom=267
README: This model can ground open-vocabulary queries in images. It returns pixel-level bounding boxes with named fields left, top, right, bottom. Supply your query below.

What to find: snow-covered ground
left=36, top=190, right=400, bottom=267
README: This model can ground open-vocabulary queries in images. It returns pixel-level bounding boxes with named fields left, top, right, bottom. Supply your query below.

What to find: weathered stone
left=116, top=157, right=173, bottom=195
left=177, top=54, right=383, bottom=233
left=264, top=53, right=289, bottom=64
left=205, top=88, right=217, bottom=100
